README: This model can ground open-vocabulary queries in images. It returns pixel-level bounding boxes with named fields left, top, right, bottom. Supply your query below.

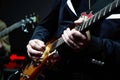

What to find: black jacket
left=32, top=0, right=120, bottom=66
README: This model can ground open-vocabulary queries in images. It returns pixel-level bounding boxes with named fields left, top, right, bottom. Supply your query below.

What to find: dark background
left=0, top=1, right=55, bottom=79
left=0, top=0, right=54, bottom=56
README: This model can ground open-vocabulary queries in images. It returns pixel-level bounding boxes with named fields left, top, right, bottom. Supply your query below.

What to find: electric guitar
left=0, top=13, right=38, bottom=38
left=10, top=0, right=120, bottom=80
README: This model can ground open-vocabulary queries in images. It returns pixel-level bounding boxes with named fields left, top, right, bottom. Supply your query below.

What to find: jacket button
left=91, top=58, right=105, bottom=66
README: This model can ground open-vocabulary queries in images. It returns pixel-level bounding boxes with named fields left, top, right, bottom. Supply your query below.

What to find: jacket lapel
left=67, top=0, right=77, bottom=16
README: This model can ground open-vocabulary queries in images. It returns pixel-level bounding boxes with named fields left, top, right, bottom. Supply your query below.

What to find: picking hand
left=27, top=39, right=45, bottom=60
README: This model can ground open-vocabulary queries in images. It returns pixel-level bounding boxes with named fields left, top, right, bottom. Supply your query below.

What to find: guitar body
left=19, top=41, right=60, bottom=80
left=20, top=62, right=44, bottom=80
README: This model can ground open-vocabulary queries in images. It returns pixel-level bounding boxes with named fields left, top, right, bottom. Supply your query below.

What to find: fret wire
left=92, top=13, right=97, bottom=23
left=88, top=17, right=92, bottom=26
left=80, top=22, right=86, bottom=31
left=99, top=7, right=107, bottom=19
left=103, top=6, right=107, bottom=16
left=77, top=24, right=81, bottom=31
left=101, top=4, right=110, bottom=18
left=103, top=5, right=109, bottom=15
left=116, top=0, right=119, bottom=7
left=77, top=23, right=81, bottom=31
left=79, top=22, right=85, bottom=31
left=84, top=20, right=89, bottom=29
left=112, top=0, right=118, bottom=9
left=109, top=2, right=112, bottom=12
left=98, top=10, right=102, bottom=20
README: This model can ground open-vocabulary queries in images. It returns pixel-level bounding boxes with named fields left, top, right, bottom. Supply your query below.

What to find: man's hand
left=27, top=39, right=45, bottom=60
left=62, top=13, right=91, bottom=52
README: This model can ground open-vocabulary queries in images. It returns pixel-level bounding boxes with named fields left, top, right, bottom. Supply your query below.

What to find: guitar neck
left=50, top=0, right=120, bottom=52
left=50, top=37, right=64, bottom=52
left=0, top=14, right=37, bottom=38
left=78, top=0, right=120, bottom=32
left=0, top=21, right=22, bottom=38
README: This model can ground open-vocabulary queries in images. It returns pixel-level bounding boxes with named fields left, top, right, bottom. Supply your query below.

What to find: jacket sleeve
left=90, top=19, right=120, bottom=64
left=31, top=0, right=61, bottom=42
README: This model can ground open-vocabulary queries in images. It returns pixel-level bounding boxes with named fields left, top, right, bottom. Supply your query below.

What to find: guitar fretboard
left=79, top=0, right=120, bottom=32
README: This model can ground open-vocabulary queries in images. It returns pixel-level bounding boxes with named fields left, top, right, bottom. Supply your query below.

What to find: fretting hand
left=62, top=14, right=91, bottom=52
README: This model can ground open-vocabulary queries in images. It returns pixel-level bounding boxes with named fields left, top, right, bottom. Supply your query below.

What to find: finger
left=72, top=29, right=86, bottom=41
left=27, top=44, right=42, bottom=56
left=68, top=33, right=85, bottom=49
left=35, top=39, right=45, bottom=47
left=29, top=40, right=45, bottom=51
left=35, top=41, right=45, bottom=51
left=74, top=17, right=84, bottom=24
left=62, top=28, right=72, bottom=45
left=70, top=29, right=87, bottom=49
left=62, top=32, right=80, bottom=50
left=28, top=51, right=40, bottom=61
